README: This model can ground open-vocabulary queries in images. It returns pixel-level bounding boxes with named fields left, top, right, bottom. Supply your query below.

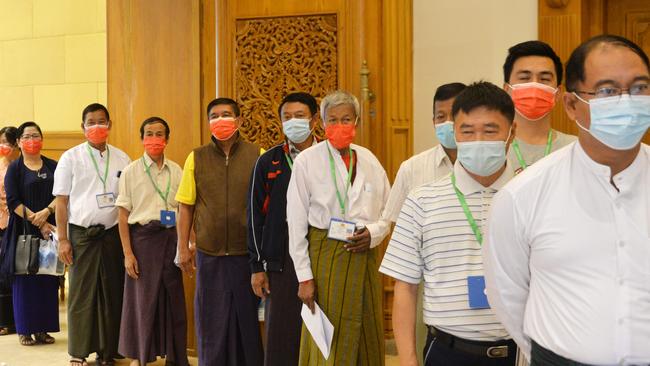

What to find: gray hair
left=320, top=90, right=361, bottom=122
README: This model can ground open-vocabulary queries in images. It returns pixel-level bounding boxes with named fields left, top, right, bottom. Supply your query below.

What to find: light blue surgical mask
left=435, top=121, right=457, bottom=149
left=573, top=93, right=650, bottom=150
left=282, top=118, right=312, bottom=144
left=457, top=129, right=511, bottom=176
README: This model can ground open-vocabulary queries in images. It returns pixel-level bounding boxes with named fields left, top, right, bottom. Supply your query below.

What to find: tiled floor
left=0, top=303, right=401, bottom=366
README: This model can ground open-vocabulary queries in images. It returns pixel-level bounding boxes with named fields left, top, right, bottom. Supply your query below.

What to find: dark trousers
left=530, top=340, right=594, bottom=366
left=0, top=228, right=14, bottom=331
left=423, top=330, right=517, bottom=366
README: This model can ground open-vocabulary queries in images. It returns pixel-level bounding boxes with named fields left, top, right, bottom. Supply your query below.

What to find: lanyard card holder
left=327, top=218, right=356, bottom=243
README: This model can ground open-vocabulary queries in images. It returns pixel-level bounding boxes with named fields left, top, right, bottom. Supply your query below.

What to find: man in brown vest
left=176, top=98, right=263, bottom=366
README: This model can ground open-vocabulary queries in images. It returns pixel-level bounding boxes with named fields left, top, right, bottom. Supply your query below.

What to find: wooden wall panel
left=107, top=0, right=202, bottom=355
left=42, top=132, right=85, bottom=161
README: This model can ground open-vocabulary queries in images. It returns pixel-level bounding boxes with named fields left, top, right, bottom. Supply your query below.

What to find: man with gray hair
left=287, top=90, right=391, bottom=365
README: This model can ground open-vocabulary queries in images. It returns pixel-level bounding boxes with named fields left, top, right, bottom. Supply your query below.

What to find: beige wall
left=0, top=0, right=106, bottom=132
left=413, top=0, right=537, bottom=153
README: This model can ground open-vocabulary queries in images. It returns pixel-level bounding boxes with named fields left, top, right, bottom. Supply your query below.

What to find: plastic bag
left=37, top=234, right=65, bottom=276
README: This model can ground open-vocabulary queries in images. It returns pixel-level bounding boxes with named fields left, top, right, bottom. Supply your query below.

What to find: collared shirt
left=506, top=129, right=576, bottom=172
left=116, top=154, right=182, bottom=225
left=382, top=144, right=453, bottom=222
left=379, top=161, right=513, bottom=342
left=53, top=142, right=131, bottom=228
left=287, top=137, right=318, bottom=160
left=483, top=142, right=650, bottom=365
left=287, top=140, right=391, bottom=282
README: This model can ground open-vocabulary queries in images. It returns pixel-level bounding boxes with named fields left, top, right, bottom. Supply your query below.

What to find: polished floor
left=0, top=302, right=400, bottom=366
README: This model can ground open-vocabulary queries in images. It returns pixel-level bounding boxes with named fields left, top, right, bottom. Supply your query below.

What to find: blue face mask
left=574, top=93, right=650, bottom=150
left=435, top=121, right=457, bottom=149
left=457, top=129, right=511, bottom=176
left=283, top=118, right=312, bottom=144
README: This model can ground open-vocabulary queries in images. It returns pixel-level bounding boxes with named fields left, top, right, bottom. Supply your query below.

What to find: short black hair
left=139, top=116, right=170, bottom=139
left=207, top=98, right=241, bottom=117
left=17, top=121, right=43, bottom=139
left=278, top=92, right=319, bottom=119
left=503, top=40, right=563, bottom=85
left=433, top=82, right=466, bottom=113
left=82, top=103, right=110, bottom=122
left=0, top=126, right=18, bottom=146
left=566, top=34, right=650, bottom=92
left=452, top=81, right=515, bottom=123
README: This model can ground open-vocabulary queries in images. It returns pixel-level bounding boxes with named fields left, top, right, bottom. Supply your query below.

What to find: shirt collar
left=574, top=140, right=647, bottom=189
left=287, top=136, right=318, bottom=159
left=453, top=160, right=514, bottom=195
left=434, top=144, right=453, bottom=168
left=142, top=153, right=167, bottom=170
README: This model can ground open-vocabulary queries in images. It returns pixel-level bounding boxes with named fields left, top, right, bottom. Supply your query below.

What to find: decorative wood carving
left=546, top=0, right=570, bottom=9
left=234, top=15, right=338, bottom=149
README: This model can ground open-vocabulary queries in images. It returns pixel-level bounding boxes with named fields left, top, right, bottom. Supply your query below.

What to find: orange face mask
left=22, top=139, right=43, bottom=155
left=325, top=123, right=356, bottom=149
left=509, top=82, right=557, bottom=121
left=209, top=117, right=238, bottom=141
left=0, top=144, right=13, bottom=157
left=143, top=136, right=167, bottom=156
left=85, top=125, right=110, bottom=144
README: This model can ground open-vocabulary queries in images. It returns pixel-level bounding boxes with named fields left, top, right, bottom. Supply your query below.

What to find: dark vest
left=193, top=137, right=259, bottom=256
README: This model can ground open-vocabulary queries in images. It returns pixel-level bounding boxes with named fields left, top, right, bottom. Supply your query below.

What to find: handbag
left=14, top=206, right=42, bottom=275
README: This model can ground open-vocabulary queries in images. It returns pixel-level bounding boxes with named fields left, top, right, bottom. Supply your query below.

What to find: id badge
left=96, top=192, right=116, bottom=209
left=160, top=210, right=176, bottom=226
left=327, top=218, right=356, bottom=243
left=467, top=275, right=490, bottom=309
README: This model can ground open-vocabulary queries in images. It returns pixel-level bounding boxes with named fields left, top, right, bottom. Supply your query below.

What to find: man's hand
left=345, top=228, right=371, bottom=253
left=40, top=223, right=55, bottom=239
left=178, top=247, right=195, bottom=275
left=251, top=272, right=270, bottom=300
left=59, top=238, right=73, bottom=265
left=124, top=253, right=140, bottom=279
left=298, top=279, right=316, bottom=313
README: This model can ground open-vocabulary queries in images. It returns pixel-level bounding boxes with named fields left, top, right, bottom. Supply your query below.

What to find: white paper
left=301, top=303, right=334, bottom=359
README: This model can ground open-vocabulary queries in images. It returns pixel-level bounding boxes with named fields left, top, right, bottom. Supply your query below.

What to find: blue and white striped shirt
left=380, top=161, right=514, bottom=341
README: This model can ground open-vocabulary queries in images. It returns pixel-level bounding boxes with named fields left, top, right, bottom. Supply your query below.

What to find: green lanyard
left=86, top=143, right=110, bottom=192
left=511, top=129, right=553, bottom=170
left=284, top=153, right=293, bottom=171
left=326, top=144, right=354, bottom=216
left=450, top=173, right=482, bottom=245
left=142, top=156, right=171, bottom=210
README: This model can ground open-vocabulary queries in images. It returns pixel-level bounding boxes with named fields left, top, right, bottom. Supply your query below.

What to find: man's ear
left=235, top=116, right=244, bottom=128
left=562, top=91, right=578, bottom=121
left=107, top=120, right=112, bottom=130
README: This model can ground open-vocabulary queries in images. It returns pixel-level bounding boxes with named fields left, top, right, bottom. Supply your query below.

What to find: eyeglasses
left=574, top=83, right=650, bottom=100
left=20, top=134, right=42, bottom=141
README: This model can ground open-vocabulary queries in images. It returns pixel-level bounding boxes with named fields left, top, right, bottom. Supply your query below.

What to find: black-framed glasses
left=574, top=83, right=650, bottom=100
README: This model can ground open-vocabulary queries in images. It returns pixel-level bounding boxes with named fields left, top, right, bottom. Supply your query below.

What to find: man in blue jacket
left=247, top=92, right=319, bottom=366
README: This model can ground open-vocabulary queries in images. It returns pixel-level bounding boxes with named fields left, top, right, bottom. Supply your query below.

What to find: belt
left=428, top=326, right=511, bottom=358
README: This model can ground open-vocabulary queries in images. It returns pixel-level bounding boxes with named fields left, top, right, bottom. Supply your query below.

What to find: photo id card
left=96, top=192, right=116, bottom=209
left=327, top=218, right=356, bottom=243
left=467, top=275, right=490, bottom=309
left=161, top=210, right=176, bottom=226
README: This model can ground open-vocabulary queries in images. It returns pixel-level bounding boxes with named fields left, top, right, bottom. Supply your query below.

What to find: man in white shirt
left=287, top=90, right=391, bottom=365
left=54, top=103, right=131, bottom=366
left=502, top=40, right=576, bottom=174
left=380, top=81, right=517, bottom=366
left=381, top=81, right=465, bottom=364
left=483, top=35, right=650, bottom=365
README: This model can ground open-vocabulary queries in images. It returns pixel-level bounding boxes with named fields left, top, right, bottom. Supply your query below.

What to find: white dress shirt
left=483, top=141, right=650, bottom=365
left=380, top=161, right=513, bottom=341
left=287, top=140, right=391, bottom=282
left=381, top=144, right=453, bottom=222
left=53, top=142, right=131, bottom=228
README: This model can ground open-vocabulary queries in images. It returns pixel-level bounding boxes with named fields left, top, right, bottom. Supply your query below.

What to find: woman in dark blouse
left=0, top=121, right=59, bottom=346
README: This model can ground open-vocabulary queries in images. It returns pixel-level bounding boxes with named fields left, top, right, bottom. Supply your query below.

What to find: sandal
left=19, top=334, right=36, bottom=346
left=69, top=358, right=88, bottom=366
left=96, top=357, right=115, bottom=366
left=34, top=332, right=55, bottom=344
left=0, top=327, right=9, bottom=335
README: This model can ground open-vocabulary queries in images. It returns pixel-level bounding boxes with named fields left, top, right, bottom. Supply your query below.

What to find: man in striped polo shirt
left=380, top=81, right=517, bottom=366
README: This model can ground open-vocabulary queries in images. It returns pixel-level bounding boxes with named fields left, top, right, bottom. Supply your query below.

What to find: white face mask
left=456, top=129, right=511, bottom=176
left=282, top=118, right=312, bottom=144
